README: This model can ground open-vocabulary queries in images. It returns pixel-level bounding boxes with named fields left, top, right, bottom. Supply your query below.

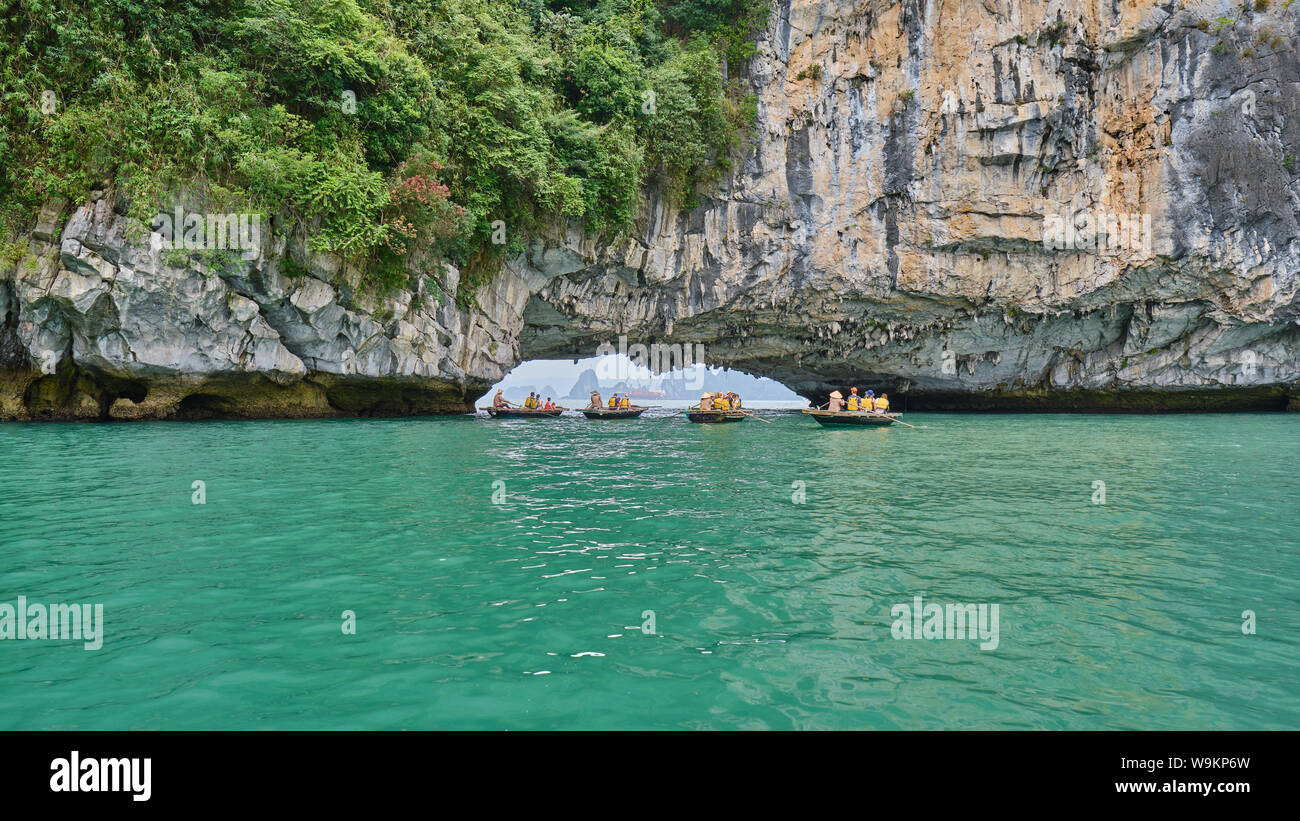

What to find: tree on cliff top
left=0, top=0, right=768, bottom=301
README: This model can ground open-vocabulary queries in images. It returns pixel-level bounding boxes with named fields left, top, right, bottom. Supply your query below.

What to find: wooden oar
left=871, top=412, right=918, bottom=428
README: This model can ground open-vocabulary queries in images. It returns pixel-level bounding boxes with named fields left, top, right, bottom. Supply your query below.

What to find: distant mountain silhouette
left=565, top=367, right=796, bottom=400
left=565, top=369, right=601, bottom=399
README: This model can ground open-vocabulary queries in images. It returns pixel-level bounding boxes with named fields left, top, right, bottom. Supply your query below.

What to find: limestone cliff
left=3, top=0, right=1300, bottom=419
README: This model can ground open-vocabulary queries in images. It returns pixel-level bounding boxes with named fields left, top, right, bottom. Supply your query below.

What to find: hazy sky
left=489, top=355, right=793, bottom=395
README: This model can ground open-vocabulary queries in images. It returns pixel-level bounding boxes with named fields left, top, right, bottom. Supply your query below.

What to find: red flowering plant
left=353, top=153, right=471, bottom=296
left=382, top=153, right=468, bottom=257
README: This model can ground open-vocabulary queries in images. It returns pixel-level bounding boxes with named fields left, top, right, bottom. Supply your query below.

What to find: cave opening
left=484, top=354, right=804, bottom=408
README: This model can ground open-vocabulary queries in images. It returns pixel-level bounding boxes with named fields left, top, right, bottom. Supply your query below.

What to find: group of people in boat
left=825, top=387, right=889, bottom=413
left=493, top=389, right=559, bottom=410
left=589, top=390, right=633, bottom=410
left=697, top=391, right=742, bottom=411
left=490, top=384, right=889, bottom=416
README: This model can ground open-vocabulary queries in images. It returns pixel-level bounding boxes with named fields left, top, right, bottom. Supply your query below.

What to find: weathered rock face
left=0, top=192, right=516, bottom=420
left=3, top=0, right=1299, bottom=420
left=520, top=0, right=1300, bottom=410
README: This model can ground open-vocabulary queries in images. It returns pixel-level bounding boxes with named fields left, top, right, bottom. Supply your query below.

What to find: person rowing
left=590, top=390, right=602, bottom=409
left=493, top=389, right=514, bottom=409
left=826, top=390, right=845, bottom=411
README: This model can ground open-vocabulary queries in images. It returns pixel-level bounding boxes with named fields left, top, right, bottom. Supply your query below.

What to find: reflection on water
left=0, top=412, right=1296, bottom=729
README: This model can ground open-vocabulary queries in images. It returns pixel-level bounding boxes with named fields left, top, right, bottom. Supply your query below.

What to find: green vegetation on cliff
left=0, top=0, right=765, bottom=297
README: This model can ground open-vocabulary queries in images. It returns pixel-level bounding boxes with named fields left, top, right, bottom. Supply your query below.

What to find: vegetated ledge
left=890, top=384, right=1300, bottom=413
left=0, top=366, right=485, bottom=422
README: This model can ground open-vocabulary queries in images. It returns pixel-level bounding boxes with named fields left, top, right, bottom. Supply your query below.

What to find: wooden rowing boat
left=685, top=407, right=747, bottom=423
left=802, top=409, right=899, bottom=426
left=580, top=406, right=647, bottom=419
left=481, top=406, right=566, bottom=418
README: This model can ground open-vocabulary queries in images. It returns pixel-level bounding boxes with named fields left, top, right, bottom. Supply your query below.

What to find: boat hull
left=580, top=407, right=647, bottom=419
left=803, top=409, right=898, bottom=426
left=481, top=407, right=565, bottom=418
left=686, top=409, right=747, bottom=423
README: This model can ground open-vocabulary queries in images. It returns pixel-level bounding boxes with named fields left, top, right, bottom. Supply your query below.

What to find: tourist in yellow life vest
left=864, top=390, right=876, bottom=411
left=715, top=394, right=730, bottom=410
left=847, top=387, right=860, bottom=411
left=619, top=395, right=630, bottom=409
left=609, top=394, right=618, bottom=409
left=875, top=393, right=889, bottom=412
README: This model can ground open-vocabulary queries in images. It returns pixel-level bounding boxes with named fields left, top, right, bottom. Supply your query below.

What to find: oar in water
left=744, top=410, right=773, bottom=423
left=872, top=412, right=918, bottom=428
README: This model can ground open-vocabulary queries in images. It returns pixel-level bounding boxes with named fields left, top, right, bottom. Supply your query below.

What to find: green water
left=0, top=411, right=1296, bottom=730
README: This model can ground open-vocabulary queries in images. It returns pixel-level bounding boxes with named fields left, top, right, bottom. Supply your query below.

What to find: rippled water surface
left=1, top=410, right=1296, bottom=729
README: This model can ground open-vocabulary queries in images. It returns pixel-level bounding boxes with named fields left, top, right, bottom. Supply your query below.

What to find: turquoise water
left=0, top=410, right=1296, bottom=730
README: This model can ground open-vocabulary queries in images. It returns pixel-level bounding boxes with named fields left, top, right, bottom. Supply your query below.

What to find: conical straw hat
left=829, top=391, right=843, bottom=399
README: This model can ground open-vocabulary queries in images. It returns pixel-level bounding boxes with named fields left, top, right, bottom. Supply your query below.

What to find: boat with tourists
left=581, top=390, right=647, bottom=419
left=686, top=408, right=748, bottom=423
left=483, top=388, right=566, bottom=417
left=685, top=392, right=749, bottom=423
left=802, top=408, right=900, bottom=426
left=803, top=388, right=908, bottom=427
left=581, top=407, right=647, bottom=419
left=482, top=406, right=566, bottom=418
